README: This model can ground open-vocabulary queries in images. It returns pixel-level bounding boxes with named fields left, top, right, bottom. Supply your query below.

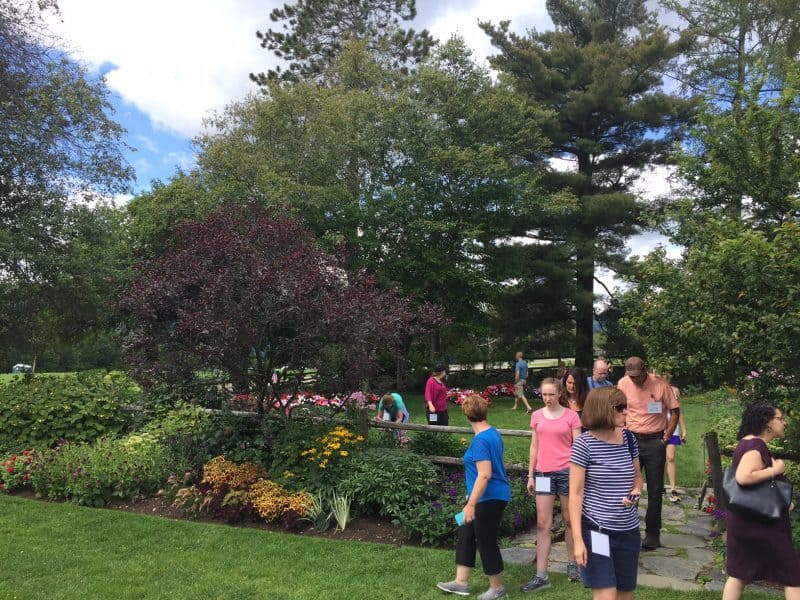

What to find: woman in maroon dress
left=723, top=403, right=800, bottom=600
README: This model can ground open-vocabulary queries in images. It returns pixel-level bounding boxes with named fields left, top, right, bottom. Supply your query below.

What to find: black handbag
left=722, top=465, right=793, bottom=522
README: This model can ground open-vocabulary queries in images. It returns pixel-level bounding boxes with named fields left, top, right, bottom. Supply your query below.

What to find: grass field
left=399, top=389, right=727, bottom=488
left=0, top=494, right=776, bottom=600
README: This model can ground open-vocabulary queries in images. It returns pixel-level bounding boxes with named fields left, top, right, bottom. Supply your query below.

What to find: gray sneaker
left=478, top=587, right=508, bottom=600
left=567, top=562, right=581, bottom=582
left=520, top=575, right=551, bottom=593
left=436, top=581, right=470, bottom=596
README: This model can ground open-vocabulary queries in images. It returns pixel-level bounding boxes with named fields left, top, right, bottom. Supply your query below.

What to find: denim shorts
left=534, top=468, right=569, bottom=496
left=580, top=519, right=640, bottom=591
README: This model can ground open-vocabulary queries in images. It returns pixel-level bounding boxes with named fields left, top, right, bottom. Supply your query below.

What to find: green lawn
left=400, top=389, right=730, bottom=487
left=0, top=494, right=774, bottom=600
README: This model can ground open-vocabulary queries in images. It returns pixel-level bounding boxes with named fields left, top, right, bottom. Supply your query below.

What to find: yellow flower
left=340, top=451, right=348, bottom=457
left=356, top=435, right=365, bottom=442
left=323, top=450, right=333, bottom=456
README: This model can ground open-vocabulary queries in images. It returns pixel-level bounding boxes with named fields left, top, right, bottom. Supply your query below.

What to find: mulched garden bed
left=10, top=487, right=414, bottom=546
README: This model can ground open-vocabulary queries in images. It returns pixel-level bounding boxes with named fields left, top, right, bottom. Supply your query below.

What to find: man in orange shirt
left=616, top=356, right=680, bottom=551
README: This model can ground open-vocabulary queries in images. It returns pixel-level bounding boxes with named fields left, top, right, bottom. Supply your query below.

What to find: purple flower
left=513, top=511, right=523, bottom=529
left=431, top=500, right=442, bottom=510
left=447, top=487, right=458, bottom=498
left=449, top=472, right=464, bottom=482
left=712, top=508, right=727, bottom=520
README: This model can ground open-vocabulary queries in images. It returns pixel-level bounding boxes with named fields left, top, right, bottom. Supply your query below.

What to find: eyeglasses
left=613, top=403, right=628, bottom=413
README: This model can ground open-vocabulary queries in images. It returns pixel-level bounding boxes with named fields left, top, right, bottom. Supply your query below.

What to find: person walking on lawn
left=513, top=351, right=533, bottom=412
left=616, top=357, right=680, bottom=550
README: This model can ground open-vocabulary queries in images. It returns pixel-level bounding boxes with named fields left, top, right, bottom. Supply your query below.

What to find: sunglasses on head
left=613, top=403, right=628, bottom=413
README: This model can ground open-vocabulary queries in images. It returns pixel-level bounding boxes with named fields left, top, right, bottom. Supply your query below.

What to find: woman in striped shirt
left=569, top=387, right=643, bottom=600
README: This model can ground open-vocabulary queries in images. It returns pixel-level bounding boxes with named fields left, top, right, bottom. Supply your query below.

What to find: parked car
left=11, top=363, right=33, bottom=374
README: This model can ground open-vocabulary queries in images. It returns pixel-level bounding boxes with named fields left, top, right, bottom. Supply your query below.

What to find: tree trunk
left=574, top=239, right=595, bottom=369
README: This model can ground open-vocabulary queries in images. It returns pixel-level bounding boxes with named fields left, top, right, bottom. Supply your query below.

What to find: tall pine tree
left=251, top=0, right=434, bottom=84
left=481, top=0, right=693, bottom=366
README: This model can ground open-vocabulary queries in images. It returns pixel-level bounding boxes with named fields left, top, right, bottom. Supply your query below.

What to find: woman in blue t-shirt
left=437, top=394, right=510, bottom=600
left=569, top=387, right=643, bottom=599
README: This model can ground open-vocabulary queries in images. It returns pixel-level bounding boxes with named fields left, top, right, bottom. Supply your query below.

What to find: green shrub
left=0, top=371, right=139, bottom=453
left=339, top=448, right=437, bottom=517
left=407, top=431, right=467, bottom=458
left=29, top=434, right=172, bottom=506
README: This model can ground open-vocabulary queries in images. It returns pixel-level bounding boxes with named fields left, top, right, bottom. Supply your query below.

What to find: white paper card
left=590, top=530, right=611, bottom=557
left=647, top=401, right=663, bottom=414
left=535, top=476, right=551, bottom=493
left=428, top=413, right=438, bottom=423
left=383, top=411, right=391, bottom=420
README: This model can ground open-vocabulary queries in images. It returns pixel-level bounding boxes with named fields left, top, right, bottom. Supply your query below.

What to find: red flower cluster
left=228, top=391, right=380, bottom=413
left=448, top=383, right=516, bottom=405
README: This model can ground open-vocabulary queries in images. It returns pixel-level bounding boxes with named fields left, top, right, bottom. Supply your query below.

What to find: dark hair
left=737, top=403, right=778, bottom=439
left=562, top=366, right=589, bottom=410
left=582, top=387, right=627, bottom=431
left=433, top=363, right=447, bottom=374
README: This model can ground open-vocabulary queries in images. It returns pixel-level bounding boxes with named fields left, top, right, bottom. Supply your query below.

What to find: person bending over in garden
left=437, top=393, right=510, bottom=600
left=570, top=387, right=643, bottom=600
left=376, top=392, right=410, bottom=423
left=723, top=402, right=800, bottom=600
left=425, top=363, right=449, bottom=426
left=521, top=377, right=582, bottom=593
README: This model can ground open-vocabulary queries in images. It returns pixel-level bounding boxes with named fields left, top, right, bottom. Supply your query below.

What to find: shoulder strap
left=623, top=428, right=635, bottom=459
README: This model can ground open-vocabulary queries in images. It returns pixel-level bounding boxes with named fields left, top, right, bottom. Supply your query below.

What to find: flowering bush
left=0, top=450, right=36, bottom=492
left=448, top=388, right=481, bottom=405
left=172, top=457, right=311, bottom=527
left=482, top=383, right=515, bottom=399
left=294, top=425, right=365, bottom=487
left=395, top=468, right=536, bottom=546
left=249, top=479, right=312, bottom=524
left=201, top=456, right=267, bottom=493
left=29, top=436, right=173, bottom=506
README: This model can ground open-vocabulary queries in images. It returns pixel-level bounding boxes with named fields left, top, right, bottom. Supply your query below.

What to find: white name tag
left=590, top=530, right=611, bottom=557
left=647, top=401, right=663, bottom=414
left=428, top=413, right=438, bottom=423
left=535, top=476, right=551, bottom=493
left=383, top=411, right=391, bottom=420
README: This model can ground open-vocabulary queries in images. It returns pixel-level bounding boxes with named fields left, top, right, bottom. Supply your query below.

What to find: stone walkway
left=501, top=488, right=781, bottom=594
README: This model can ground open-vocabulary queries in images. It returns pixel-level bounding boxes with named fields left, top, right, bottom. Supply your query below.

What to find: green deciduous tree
left=190, top=39, right=554, bottom=364
left=480, top=0, right=694, bottom=367
left=0, top=0, right=132, bottom=369
left=251, top=0, right=434, bottom=84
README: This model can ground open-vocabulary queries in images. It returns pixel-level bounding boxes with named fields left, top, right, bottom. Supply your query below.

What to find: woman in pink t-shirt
left=520, top=377, right=583, bottom=592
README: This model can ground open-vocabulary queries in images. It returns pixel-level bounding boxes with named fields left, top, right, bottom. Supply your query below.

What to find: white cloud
left=162, top=151, right=196, bottom=172
left=135, top=135, right=158, bottom=154
left=46, top=0, right=277, bottom=138
left=426, top=0, right=551, bottom=67
left=45, top=1, right=552, bottom=140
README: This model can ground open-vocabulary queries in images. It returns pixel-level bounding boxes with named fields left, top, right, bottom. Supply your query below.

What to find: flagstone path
left=501, top=488, right=781, bottom=595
